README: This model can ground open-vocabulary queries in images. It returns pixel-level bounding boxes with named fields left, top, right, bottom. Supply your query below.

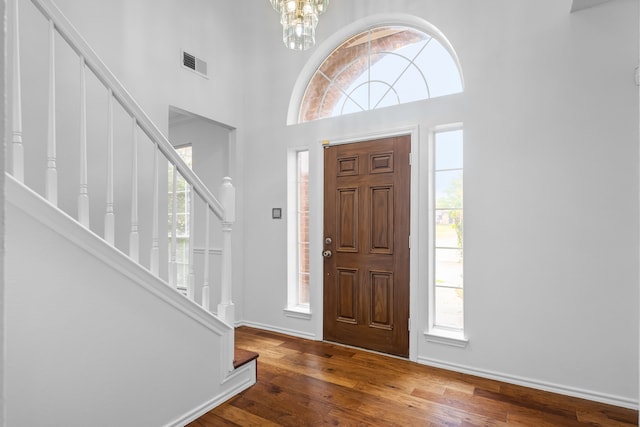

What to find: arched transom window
left=299, top=26, right=463, bottom=123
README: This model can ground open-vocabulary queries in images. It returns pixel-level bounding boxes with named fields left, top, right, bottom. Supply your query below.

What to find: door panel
left=370, top=186, right=393, bottom=254
left=370, top=271, right=393, bottom=329
left=323, top=136, right=410, bottom=357
left=337, top=188, right=358, bottom=252
left=337, top=268, right=358, bottom=324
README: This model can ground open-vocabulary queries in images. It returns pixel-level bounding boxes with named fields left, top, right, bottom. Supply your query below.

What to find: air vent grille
left=182, top=51, right=208, bottom=78
left=183, top=52, right=196, bottom=70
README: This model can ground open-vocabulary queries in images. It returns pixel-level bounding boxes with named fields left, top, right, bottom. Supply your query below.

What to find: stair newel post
left=46, top=19, right=58, bottom=205
left=150, top=145, right=159, bottom=276
left=11, top=0, right=24, bottom=183
left=129, top=118, right=139, bottom=262
left=169, top=164, right=178, bottom=288
left=104, top=89, right=115, bottom=245
left=202, top=206, right=211, bottom=311
left=187, top=184, right=195, bottom=301
left=78, top=56, right=90, bottom=228
left=218, top=176, right=236, bottom=326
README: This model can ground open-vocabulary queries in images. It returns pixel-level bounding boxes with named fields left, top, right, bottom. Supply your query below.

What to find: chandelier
left=270, top=0, right=329, bottom=51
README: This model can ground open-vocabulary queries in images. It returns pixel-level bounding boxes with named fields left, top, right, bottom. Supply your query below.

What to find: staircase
left=5, top=0, right=255, bottom=425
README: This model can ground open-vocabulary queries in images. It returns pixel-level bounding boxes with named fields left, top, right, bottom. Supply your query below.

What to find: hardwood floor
left=189, top=327, right=638, bottom=426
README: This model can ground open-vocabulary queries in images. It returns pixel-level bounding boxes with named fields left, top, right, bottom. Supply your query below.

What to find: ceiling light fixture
left=270, top=0, right=329, bottom=51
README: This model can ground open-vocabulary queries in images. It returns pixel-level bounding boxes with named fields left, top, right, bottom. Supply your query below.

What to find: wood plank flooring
left=189, top=327, right=638, bottom=426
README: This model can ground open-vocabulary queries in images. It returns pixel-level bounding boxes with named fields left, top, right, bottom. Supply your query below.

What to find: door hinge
left=408, top=317, right=411, bottom=331
left=408, top=234, right=411, bottom=249
left=409, top=152, right=412, bottom=165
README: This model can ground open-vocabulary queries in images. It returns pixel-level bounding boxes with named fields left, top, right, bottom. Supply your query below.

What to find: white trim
left=426, top=124, right=465, bottom=336
left=309, top=140, right=325, bottom=340
left=319, top=125, right=421, bottom=361
left=6, top=173, right=232, bottom=336
left=570, top=0, right=612, bottom=13
left=321, top=124, right=419, bottom=148
left=284, top=307, right=312, bottom=320
left=416, top=355, right=638, bottom=410
left=423, top=328, right=468, bottom=348
left=193, top=247, right=223, bottom=256
left=166, top=360, right=257, bottom=426
left=286, top=149, right=298, bottom=310
left=408, top=126, right=421, bottom=363
left=286, top=149, right=311, bottom=311
left=238, top=320, right=318, bottom=341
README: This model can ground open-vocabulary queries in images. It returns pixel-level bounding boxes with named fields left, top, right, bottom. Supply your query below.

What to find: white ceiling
left=571, top=0, right=613, bottom=12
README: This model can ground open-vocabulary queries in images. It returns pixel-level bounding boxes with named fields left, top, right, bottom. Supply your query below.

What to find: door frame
left=310, top=125, right=421, bottom=362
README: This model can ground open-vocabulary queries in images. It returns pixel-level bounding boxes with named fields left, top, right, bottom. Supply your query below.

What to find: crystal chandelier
left=270, top=0, right=329, bottom=51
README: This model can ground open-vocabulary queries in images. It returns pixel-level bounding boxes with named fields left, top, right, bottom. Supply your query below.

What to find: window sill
left=424, top=328, right=468, bottom=348
left=284, top=307, right=312, bottom=320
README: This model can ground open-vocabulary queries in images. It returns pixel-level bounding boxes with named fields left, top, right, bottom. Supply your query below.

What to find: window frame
left=425, top=126, right=468, bottom=347
left=285, top=149, right=312, bottom=318
left=168, top=144, right=193, bottom=292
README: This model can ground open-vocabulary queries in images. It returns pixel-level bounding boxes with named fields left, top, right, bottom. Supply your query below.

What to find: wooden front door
left=323, top=135, right=410, bottom=357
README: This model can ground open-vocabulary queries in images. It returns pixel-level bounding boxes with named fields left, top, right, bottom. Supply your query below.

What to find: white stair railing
left=8, top=0, right=236, bottom=373
left=45, top=18, right=56, bottom=205
left=11, top=0, right=23, bottom=183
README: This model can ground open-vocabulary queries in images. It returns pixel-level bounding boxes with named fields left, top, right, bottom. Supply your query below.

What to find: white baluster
left=169, top=165, right=178, bottom=288
left=202, top=207, right=211, bottom=311
left=11, top=0, right=24, bottom=182
left=46, top=19, right=57, bottom=205
left=187, top=184, right=195, bottom=301
left=218, top=177, right=236, bottom=325
left=78, top=56, right=90, bottom=228
left=104, top=90, right=115, bottom=245
left=222, top=329, right=235, bottom=375
left=150, top=146, right=159, bottom=275
left=129, top=118, right=139, bottom=262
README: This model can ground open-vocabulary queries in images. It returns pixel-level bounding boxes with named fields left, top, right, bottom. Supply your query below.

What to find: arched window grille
left=299, top=26, right=463, bottom=123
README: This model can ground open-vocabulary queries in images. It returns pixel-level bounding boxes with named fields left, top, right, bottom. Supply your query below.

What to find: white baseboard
left=417, top=356, right=638, bottom=410
left=237, top=320, right=318, bottom=341
left=167, top=360, right=257, bottom=426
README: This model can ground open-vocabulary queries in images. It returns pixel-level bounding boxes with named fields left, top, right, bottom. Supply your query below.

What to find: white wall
left=1, top=0, right=6, bottom=425
left=46, top=0, right=242, bottom=130
left=169, top=118, right=229, bottom=191
left=12, top=0, right=243, bottom=291
left=237, top=0, right=639, bottom=407
left=7, top=0, right=638, bottom=410
left=5, top=180, right=236, bottom=426
left=7, top=2, right=250, bottom=421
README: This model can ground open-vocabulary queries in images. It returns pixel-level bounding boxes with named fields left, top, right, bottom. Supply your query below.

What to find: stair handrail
left=13, top=0, right=236, bottom=374
left=28, top=0, right=225, bottom=220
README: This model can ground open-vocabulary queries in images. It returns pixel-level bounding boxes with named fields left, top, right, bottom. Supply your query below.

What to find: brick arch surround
left=300, top=28, right=427, bottom=122
left=295, top=21, right=463, bottom=124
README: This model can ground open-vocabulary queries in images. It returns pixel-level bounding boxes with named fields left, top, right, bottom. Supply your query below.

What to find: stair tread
left=233, top=347, right=259, bottom=369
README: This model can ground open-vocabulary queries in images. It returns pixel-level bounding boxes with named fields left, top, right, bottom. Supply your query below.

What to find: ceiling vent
left=182, top=50, right=208, bottom=78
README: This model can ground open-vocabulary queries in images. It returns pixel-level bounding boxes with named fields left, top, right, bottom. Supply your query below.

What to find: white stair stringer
left=5, top=173, right=254, bottom=427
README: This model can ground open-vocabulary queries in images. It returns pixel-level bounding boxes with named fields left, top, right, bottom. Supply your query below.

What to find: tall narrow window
left=296, top=151, right=310, bottom=306
left=433, top=130, right=463, bottom=331
left=168, top=145, right=192, bottom=290
left=286, top=149, right=310, bottom=315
